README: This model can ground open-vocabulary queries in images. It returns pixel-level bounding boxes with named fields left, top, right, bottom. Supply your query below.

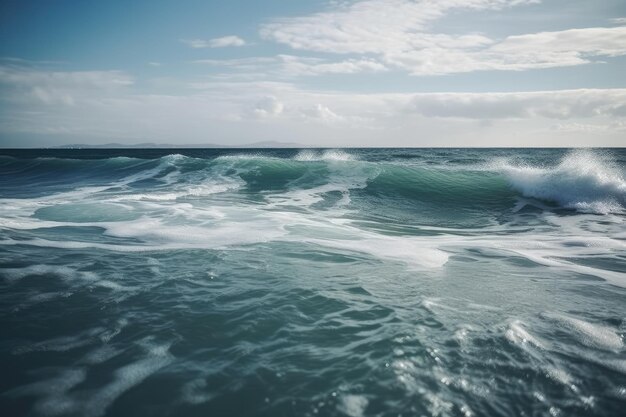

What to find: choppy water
left=0, top=148, right=625, bottom=417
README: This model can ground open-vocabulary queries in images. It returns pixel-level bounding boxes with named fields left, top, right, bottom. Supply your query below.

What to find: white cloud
left=279, top=55, right=387, bottom=75
left=386, top=26, right=626, bottom=75
left=609, top=17, right=626, bottom=25
left=194, top=54, right=387, bottom=77
left=261, top=0, right=536, bottom=54
left=0, top=65, right=133, bottom=106
left=550, top=121, right=626, bottom=133
left=406, top=89, right=626, bottom=119
left=1, top=64, right=624, bottom=146
left=181, top=35, right=246, bottom=49
left=252, top=95, right=284, bottom=118
left=0, top=66, right=133, bottom=88
left=260, top=0, right=626, bottom=75
left=488, top=26, right=626, bottom=61
left=194, top=57, right=277, bottom=68
left=299, top=104, right=345, bottom=123
left=209, top=35, right=247, bottom=48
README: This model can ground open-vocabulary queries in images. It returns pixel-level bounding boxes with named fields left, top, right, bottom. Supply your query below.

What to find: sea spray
left=492, top=149, right=626, bottom=214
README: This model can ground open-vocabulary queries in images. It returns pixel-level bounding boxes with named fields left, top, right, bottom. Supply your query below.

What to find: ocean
left=0, top=148, right=624, bottom=417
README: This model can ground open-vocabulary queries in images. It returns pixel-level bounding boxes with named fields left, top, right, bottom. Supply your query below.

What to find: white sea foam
left=266, top=162, right=377, bottom=210
left=491, top=149, right=626, bottom=214
left=28, top=291, right=70, bottom=303
left=546, top=366, right=578, bottom=392
left=7, top=368, right=87, bottom=416
left=3, top=209, right=624, bottom=288
left=102, top=212, right=288, bottom=249
left=81, top=345, right=122, bottom=365
left=2, top=150, right=624, bottom=285
left=305, top=233, right=449, bottom=269
left=181, top=378, right=216, bottom=405
left=12, top=319, right=129, bottom=355
left=0, top=212, right=450, bottom=271
left=454, top=326, right=472, bottom=343
left=1, top=264, right=100, bottom=287
left=338, top=394, right=369, bottom=417
left=83, top=341, right=173, bottom=417
left=1, top=181, right=454, bottom=271
left=546, top=314, right=623, bottom=351
left=423, top=392, right=455, bottom=417
left=11, top=338, right=174, bottom=417
left=9, top=368, right=86, bottom=396
left=213, top=153, right=263, bottom=161
left=0, top=264, right=137, bottom=294
left=505, top=320, right=545, bottom=349
left=295, top=149, right=355, bottom=161
left=437, top=218, right=626, bottom=288
left=597, top=358, right=626, bottom=375
left=99, top=318, right=129, bottom=343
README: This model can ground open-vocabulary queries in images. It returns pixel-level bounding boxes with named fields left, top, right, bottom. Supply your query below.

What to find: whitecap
left=505, top=320, right=545, bottom=349
left=491, top=149, right=626, bottom=214
left=338, top=394, right=368, bottom=417
left=546, top=313, right=623, bottom=351
left=295, top=149, right=355, bottom=161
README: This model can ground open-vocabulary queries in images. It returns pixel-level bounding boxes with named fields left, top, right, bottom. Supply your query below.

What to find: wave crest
left=493, top=149, right=626, bottom=214
left=294, top=149, right=355, bottom=161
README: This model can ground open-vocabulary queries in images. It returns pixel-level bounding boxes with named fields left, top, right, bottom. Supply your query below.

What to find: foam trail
left=546, top=314, right=623, bottom=351
left=82, top=340, right=173, bottom=417
left=505, top=320, right=545, bottom=349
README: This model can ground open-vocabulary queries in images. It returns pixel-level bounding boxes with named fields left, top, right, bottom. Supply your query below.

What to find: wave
left=491, top=149, right=626, bottom=214
left=2, top=149, right=624, bottom=215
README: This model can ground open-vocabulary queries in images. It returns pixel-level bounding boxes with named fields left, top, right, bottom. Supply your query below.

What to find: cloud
left=181, top=35, right=246, bottom=49
left=252, top=95, right=284, bottom=118
left=209, top=36, right=247, bottom=48
left=194, top=55, right=387, bottom=77
left=0, top=66, right=133, bottom=88
left=609, top=17, right=626, bottom=25
left=193, top=57, right=277, bottom=68
left=488, top=26, right=626, bottom=61
left=279, top=55, right=387, bottom=75
left=299, top=104, right=345, bottom=123
left=388, top=26, right=626, bottom=75
left=406, top=89, right=626, bottom=119
left=260, top=0, right=626, bottom=75
left=0, top=65, right=133, bottom=106
left=1, top=64, right=624, bottom=146
left=550, top=121, right=626, bottom=133
left=4, top=65, right=625, bottom=124
left=260, top=0, right=536, bottom=54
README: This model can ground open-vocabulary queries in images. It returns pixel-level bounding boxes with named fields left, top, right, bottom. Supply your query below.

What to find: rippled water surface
left=0, top=148, right=625, bottom=416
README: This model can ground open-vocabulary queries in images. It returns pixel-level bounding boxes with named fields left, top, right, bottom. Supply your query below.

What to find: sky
left=0, top=0, right=625, bottom=147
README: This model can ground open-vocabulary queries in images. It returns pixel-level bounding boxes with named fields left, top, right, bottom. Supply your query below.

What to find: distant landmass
left=52, top=141, right=305, bottom=149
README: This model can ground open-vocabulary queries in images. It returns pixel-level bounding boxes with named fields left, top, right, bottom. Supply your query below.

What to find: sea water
left=0, top=148, right=624, bottom=416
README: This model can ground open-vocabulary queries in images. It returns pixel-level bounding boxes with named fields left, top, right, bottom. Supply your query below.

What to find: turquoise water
left=0, top=148, right=625, bottom=416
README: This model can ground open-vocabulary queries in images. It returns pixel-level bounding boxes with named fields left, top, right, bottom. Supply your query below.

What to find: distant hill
left=53, top=141, right=305, bottom=149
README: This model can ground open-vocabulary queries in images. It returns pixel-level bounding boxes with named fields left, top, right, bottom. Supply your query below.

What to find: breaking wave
left=1, top=148, right=624, bottom=214
left=492, top=149, right=626, bottom=214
